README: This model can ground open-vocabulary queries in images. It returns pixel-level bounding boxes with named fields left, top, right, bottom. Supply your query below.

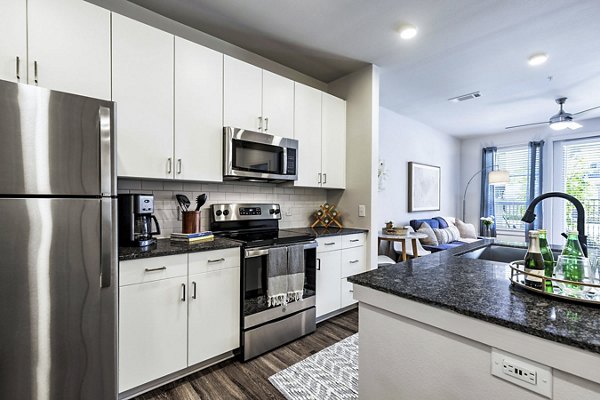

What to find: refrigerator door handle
left=99, top=106, right=115, bottom=196
left=100, top=198, right=116, bottom=288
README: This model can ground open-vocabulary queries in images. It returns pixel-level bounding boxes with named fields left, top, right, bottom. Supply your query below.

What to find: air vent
left=449, top=91, right=481, bottom=103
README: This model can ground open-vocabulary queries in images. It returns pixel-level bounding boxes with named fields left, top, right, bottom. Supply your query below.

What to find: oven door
left=224, top=127, right=298, bottom=181
left=242, top=241, right=316, bottom=328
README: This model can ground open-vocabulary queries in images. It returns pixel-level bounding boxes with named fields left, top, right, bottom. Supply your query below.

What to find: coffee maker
left=118, top=194, right=161, bottom=247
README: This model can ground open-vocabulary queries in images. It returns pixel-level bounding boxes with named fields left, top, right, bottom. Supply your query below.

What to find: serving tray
left=508, top=260, right=600, bottom=305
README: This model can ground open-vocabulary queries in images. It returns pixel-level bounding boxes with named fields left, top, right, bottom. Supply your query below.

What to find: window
left=493, top=146, right=541, bottom=233
left=555, top=136, right=600, bottom=254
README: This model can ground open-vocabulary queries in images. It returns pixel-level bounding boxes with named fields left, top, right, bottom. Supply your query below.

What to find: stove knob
left=269, top=209, right=275, bottom=214
left=223, top=209, right=230, bottom=216
left=216, top=210, right=222, bottom=216
left=274, top=209, right=281, bottom=214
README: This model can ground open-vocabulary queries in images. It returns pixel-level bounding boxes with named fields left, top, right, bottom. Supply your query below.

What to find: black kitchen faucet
left=521, top=192, right=588, bottom=257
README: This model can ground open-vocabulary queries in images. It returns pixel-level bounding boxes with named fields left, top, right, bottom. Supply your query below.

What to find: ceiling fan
left=505, top=97, right=600, bottom=131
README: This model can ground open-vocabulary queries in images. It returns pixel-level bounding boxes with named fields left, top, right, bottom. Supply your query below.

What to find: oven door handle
left=245, top=248, right=270, bottom=258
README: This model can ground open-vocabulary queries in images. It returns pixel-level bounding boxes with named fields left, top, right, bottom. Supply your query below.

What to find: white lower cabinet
left=119, top=248, right=240, bottom=394
left=119, top=255, right=188, bottom=393
left=316, top=249, right=342, bottom=318
left=316, top=233, right=366, bottom=319
left=188, top=261, right=240, bottom=365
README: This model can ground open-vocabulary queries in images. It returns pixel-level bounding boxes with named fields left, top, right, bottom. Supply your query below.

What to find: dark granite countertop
left=288, top=227, right=369, bottom=237
left=349, top=239, right=600, bottom=354
left=119, top=238, right=241, bottom=261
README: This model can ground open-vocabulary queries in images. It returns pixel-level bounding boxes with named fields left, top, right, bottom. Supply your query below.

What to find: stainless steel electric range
left=210, top=203, right=317, bottom=361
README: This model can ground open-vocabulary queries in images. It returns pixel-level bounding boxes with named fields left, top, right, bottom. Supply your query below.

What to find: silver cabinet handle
left=34, top=61, right=38, bottom=84
left=258, top=116, right=263, bottom=131
left=264, top=117, right=269, bottom=132
left=317, top=258, right=321, bottom=270
left=181, top=283, right=186, bottom=301
left=192, top=281, right=197, bottom=299
left=177, top=158, right=182, bottom=174
left=208, top=258, right=225, bottom=263
left=349, top=259, right=359, bottom=264
left=167, top=158, right=172, bottom=174
left=323, top=173, right=327, bottom=184
left=318, top=173, right=322, bottom=184
left=324, top=242, right=336, bottom=246
left=16, top=56, right=20, bottom=80
left=145, top=266, right=167, bottom=272
left=350, top=239, right=360, bottom=243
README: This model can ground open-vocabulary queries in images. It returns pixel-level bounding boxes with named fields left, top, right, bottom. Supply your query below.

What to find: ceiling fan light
left=567, top=121, right=582, bottom=130
left=550, top=121, right=569, bottom=131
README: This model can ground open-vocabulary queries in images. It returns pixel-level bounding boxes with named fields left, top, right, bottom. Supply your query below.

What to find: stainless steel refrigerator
left=0, top=79, right=117, bottom=400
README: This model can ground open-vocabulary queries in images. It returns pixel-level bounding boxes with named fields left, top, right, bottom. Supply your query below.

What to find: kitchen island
left=349, top=239, right=600, bottom=400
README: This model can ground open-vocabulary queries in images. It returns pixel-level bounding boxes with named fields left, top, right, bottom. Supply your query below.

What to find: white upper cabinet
left=223, top=56, right=295, bottom=138
left=294, top=82, right=323, bottom=187
left=28, top=0, right=111, bottom=100
left=223, top=55, right=263, bottom=132
left=321, top=93, right=346, bottom=189
left=112, top=14, right=174, bottom=179
left=0, top=0, right=26, bottom=83
left=262, top=70, right=294, bottom=137
left=174, top=37, right=223, bottom=182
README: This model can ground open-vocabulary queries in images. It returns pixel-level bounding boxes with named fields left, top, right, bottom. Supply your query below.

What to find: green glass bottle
left=524, top=230, right=545, bottom=290
left=560, top=231, right=585, bottom=283
left=538, top=229, right=554, bottom=293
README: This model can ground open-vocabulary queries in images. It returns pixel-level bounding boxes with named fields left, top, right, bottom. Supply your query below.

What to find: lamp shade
left=488, top=170, right=510, bottom=185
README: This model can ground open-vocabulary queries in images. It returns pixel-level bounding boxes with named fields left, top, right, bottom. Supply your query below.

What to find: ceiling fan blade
left=573, top=105, right=600, bottom=115
left=505, top=121, right=549, bottom=130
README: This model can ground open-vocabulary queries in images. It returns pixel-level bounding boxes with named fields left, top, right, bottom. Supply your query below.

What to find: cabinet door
left=174, top=37, right=223, bottom=182
left=262, top=70, right=294, bottom=138
left=0, top=0, right=26, bottom=83
left=223, top=55, right=262, bottom=131
left=294, top=82, right=323, bottom=187
left=316, top=250, right=341, bottom=318
left=188, top=267, right=240, bottom=365
left=340, top=277, right=357, bottom=308
left=119, top=276, right=188, bottom=392
left=112, top=14, right=174, bottom=179
left=321, top=93, right=346, bottom=189
left=28, top=0, right=111, bottom=99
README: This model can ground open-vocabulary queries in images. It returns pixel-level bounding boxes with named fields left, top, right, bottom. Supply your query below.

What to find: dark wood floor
left=135, top=309, right=358, bottom=400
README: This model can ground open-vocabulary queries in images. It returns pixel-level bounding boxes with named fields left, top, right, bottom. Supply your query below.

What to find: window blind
left=493, top=146, right=538, bottom=231
left=560, top=138, right=600, bottom=251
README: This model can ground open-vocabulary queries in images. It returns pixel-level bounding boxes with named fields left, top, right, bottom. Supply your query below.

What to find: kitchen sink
left=456, top=244, right=560, bottom=264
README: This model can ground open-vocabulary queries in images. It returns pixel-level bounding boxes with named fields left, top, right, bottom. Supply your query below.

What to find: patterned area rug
left=269, top=334, right=359, bottom=400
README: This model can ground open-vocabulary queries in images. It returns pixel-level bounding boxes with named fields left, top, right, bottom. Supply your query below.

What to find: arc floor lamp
left=462, top=167, right=510, bottom=221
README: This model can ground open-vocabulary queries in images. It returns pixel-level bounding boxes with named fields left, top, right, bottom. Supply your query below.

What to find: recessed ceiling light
left=528, top=53, right=548, bottom=66
left=398, top=24, right=418, bottom=40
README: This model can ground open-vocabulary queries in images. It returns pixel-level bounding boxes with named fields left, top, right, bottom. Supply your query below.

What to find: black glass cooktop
left=216, top=229, right=315, bottom=248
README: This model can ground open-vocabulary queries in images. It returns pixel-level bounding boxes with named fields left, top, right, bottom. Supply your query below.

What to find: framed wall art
left=408, top=162, right=441, bottom=212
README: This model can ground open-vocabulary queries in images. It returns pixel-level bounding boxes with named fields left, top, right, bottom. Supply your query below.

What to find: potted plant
left=480, top=216, right=495, bottom=237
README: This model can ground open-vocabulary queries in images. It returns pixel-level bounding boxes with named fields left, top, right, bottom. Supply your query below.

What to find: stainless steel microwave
left=223, top=127, right=298, bottom=182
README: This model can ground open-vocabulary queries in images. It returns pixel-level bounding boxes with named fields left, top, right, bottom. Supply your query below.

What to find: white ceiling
left=128, top=0, right=600, bottom=137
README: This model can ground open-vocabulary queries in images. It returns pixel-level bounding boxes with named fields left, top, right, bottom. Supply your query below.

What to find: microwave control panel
left=286, top=148, right=297, bottom=175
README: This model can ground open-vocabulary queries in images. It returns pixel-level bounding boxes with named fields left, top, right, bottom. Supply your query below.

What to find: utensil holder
left=182, top=211, right=201, bottom=234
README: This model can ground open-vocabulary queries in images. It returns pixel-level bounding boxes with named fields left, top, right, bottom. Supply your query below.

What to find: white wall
left=328, top=65, right=380, bottom=270
left=378, top=107, right=461, bottom=229
left=460, top=116, right=600, bottom=244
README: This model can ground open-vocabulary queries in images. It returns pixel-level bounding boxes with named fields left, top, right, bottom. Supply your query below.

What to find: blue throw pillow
left=435, top=217, right=449, bottom=229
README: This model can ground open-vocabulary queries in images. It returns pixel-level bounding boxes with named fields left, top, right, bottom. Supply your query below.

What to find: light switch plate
left=358, top=205, right=366, bottom=217
left=491, top=348, right=552, bottom=398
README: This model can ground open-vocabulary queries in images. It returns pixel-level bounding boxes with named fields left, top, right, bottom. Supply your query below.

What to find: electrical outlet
left=491, top=348, right=552, bottom=398
left=285, top=208, right=293, bottom=216
left=358, top=205, right=366, bottom=217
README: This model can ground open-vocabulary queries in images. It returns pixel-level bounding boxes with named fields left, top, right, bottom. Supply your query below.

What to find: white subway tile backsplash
left=117, top=179, right=327, bottom=238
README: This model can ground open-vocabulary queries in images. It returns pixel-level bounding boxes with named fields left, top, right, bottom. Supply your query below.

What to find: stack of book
left=170, top=231, right=214, bottom=244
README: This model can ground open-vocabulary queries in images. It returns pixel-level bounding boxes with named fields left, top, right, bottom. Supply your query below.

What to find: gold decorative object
left=311, top=203, right=343, bottom=228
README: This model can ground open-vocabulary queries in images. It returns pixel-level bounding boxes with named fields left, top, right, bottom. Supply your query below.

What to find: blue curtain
left=526, top=141, right=544, bottom=237
left=480, top=147, right=497, bottom=237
